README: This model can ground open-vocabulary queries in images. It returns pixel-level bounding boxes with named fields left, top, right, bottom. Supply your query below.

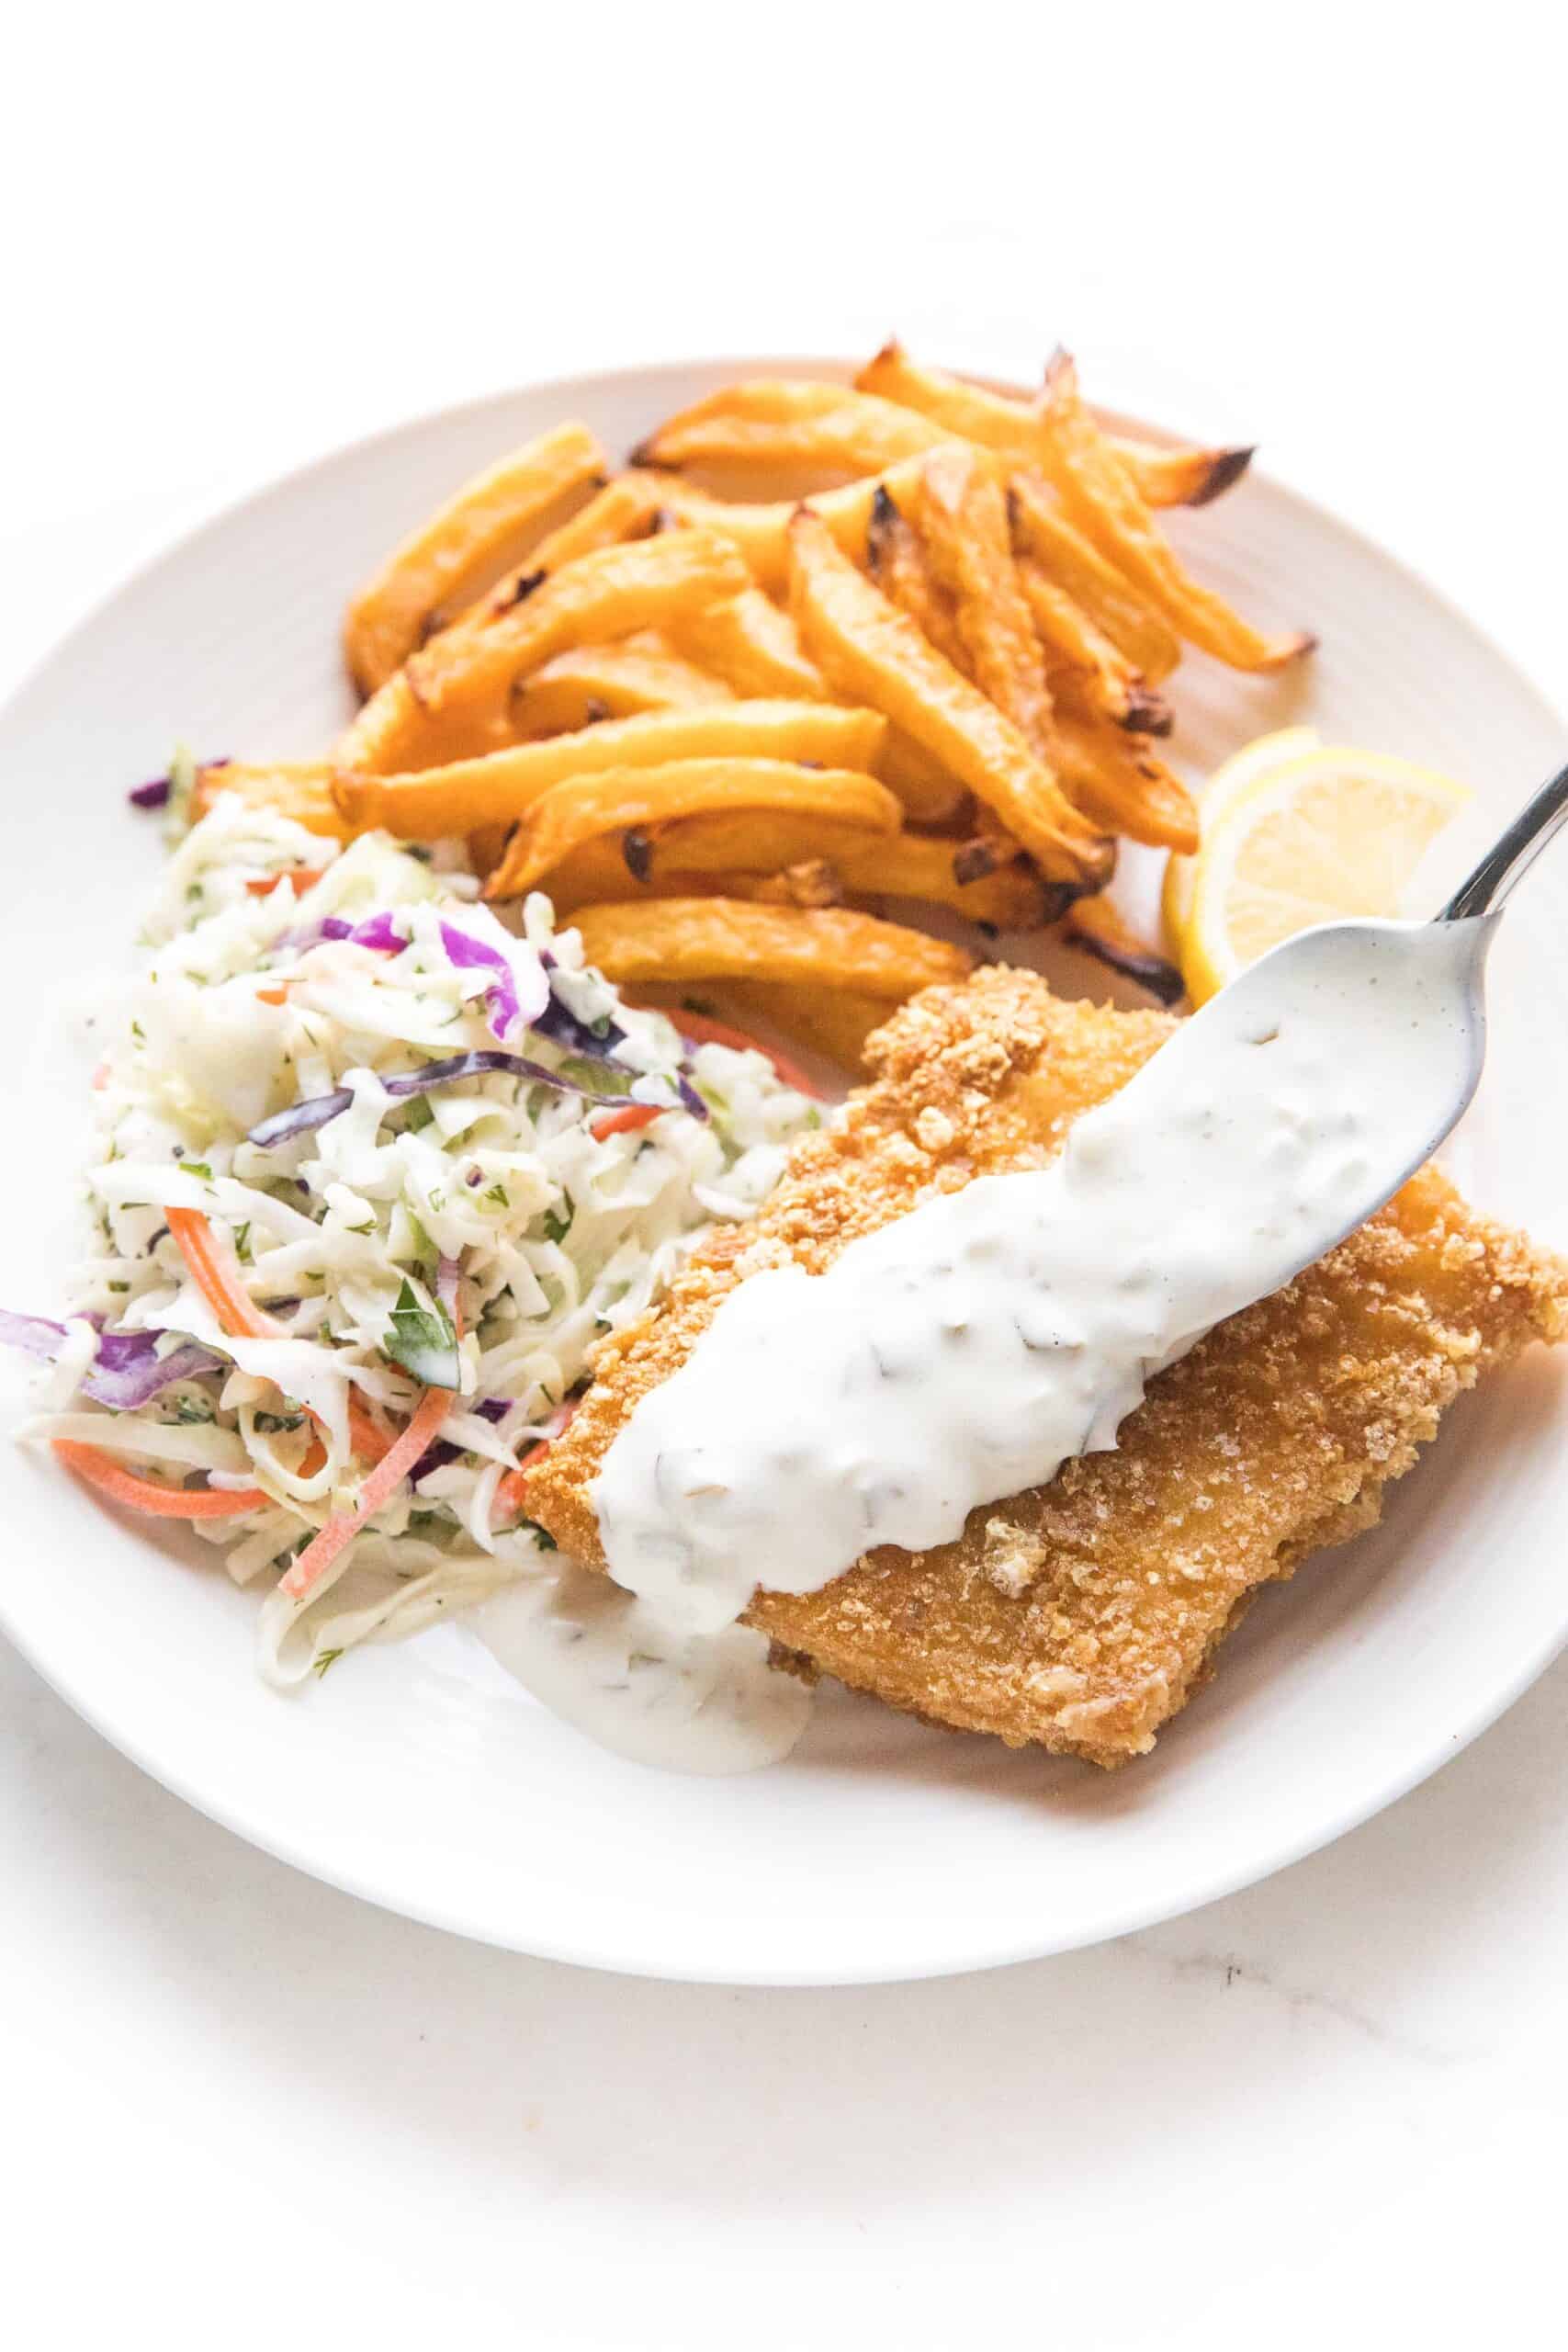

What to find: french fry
left=914, top=447, right=1055, bottom=758
left=642, top=808, right=889, bottom=877
left=191, top=761, right=352, bottom=839
left=1063, top=894, right=1186, bottom=1005
left=1110, top=437, right=1255, bottom=510
left=786, top=511, right=1111, bottom=889
left=865, top=485, right=967, bottom=668
left=856, top=342, right=1252, bottom=512
left=1007, top=470, right=1182, bottom=683
left=540, top=849, right=848, bottom=914
left=741, top=859, right=845, bottom=909
left=405, top=528, right=753, bottom=716
left=512, top=636, right=734, bottom=736
left=343, top=423, right=606, bottom=695
left=569, top=897, right=972, bottom=997
left=334, top=701, right=886, bottom=841
left=633, top=381, right=949, bottom=486
left=833, top=830, right=1060, bottom=928
left=1038, top=352, right=1313, bottom=671
left=449, top=474, right=667, bottom=630
left=633, top=534, right=964, bottom=826
left=488, top=760, right=903, bottom=899
left=710, top=980, right=903, bottom=1071
left=1050, top=708, right=1199, bottom=853
left=1015, top=558, right=1171, bottom=735
left=633, top=461, right=927, bottom=593
left=672, top=587, right=830, bottom=701
left=333, top=673, right=517, bottom=775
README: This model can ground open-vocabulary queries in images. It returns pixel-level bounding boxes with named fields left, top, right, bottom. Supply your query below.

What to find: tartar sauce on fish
left=487, top=919, right=1490, bottom=1773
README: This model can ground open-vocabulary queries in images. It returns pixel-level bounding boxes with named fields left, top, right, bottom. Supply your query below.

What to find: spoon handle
left=1439, top=757, right=1568, bottom=920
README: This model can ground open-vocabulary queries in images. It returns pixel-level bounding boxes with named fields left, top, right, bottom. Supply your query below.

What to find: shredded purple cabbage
left=0, top=1308, right=223, bottom=1408
left=412, top=1394, right=510, bottom=1482
left=130, top=755, right=229, bottom=811
left=85, top=1336, right=227, bottom=1410
left=346, top=911, right=406, bottom=954
left=246, top=1049, right=627, bottom=1148
left=276, top=910, right=547, bottom=1046
left=536, top=953, right=629, bottom=1061
left=274, top=913, right=355, bottom=953
left=437, top=920, right=548, bottom=1043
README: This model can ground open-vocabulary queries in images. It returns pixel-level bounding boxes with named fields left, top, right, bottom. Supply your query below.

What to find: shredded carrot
left=245, top=869, right=325, bottom=897
left=589, top=1102, right=665, bottom=1143
left=165, top=1206, right=279, bottom=1340
left=255, top=986, right=292, bottom=1006
left=348, top=1402, right=393, bottom=1463
left=169, top=1208, right=395, bottom=1465
left=492, top=1400, right=580, bottom=1525
left=91, top=1061, right=110, bottom=1091
left=54, top=1440, right=268, bottom=1520
left=279, top=1384, right=453, bottom=1603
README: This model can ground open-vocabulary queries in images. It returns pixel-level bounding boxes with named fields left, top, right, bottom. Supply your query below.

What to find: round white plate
left=3, top=357, right=1566, bottom=1985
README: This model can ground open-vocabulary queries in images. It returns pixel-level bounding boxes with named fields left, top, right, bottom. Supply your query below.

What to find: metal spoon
left=1152, top=760, right=1568, bottom=1280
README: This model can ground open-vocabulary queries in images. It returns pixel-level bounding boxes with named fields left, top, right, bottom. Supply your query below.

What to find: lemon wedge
left=1181, top=747, right=1472, bottom=1004
left=1161, top=725, right=1319, bottom=949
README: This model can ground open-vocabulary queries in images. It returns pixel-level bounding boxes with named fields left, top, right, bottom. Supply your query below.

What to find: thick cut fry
left=834, top=831, right=1059, bottom=928
left=405, top=528, right=753, bottom=716
left=1037, top=353, right=1313, bottom=671
left=192, top=761, right=353, bottom=839
left=1015, top=558, right=1170, bottom=735
left=544, top=850, right=849, bottom=915
left=489, top=760, right=902, bottom=899
left=1063, top=893, right=1186, bottom=1004
left=633, top=462, right=927, bottom=593
left=1049, top=708, right=1199, bottom=853
left=743, top=859, right=845, bottom=909
left=334, top=671, right=516, bottom=774
left=570, top=898, right=972, bottom=997
left=712, top=980, right=902, bottom=1070
left=865, top=485, right=966, bottom=667
left=622, top=513, right=964, bottom=825
left=634, top=381, right=949, bottom=487
left=1007, top=470, right=1182, bottom=683
left=855, top=342, right=1253, bottom=513
left=451, top=475, right=667, bottom=630
left=343, top=423, right=606, bottom=695
left=512, top=636, right=734, bottom=736
left=1110, top=436, right=1255, bottom=509
left=642, top=809, right=890, bottom=877
left=537, top=846, right=758, bottom=912
left=914, top=446, right=1055, bottom=757
left=672, top=587, right=829, bottom=701
left=787, top=512, right=1111, bottom=889
left=334, top=701, right=886, bottom=841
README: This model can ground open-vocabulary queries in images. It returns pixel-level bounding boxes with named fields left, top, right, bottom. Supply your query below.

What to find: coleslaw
left=5, top=788, right=820, bottom=1683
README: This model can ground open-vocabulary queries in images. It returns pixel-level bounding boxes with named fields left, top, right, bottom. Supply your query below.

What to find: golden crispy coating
left=527, top=969, right=1568, bottom=1766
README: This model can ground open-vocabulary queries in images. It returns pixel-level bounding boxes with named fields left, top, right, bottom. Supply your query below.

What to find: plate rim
left=4, top=350, right=1566, bottom=1986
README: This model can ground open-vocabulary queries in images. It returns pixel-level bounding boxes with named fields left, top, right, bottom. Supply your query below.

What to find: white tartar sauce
left=480, top=919, right=1490, bottom=1773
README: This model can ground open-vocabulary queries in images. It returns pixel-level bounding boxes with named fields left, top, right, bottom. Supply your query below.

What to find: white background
left=5, top=6, right=1567, bottom=2346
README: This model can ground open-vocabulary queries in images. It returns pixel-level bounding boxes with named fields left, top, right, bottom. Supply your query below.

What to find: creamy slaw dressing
left=580, top=920, right=1490, bottom=1768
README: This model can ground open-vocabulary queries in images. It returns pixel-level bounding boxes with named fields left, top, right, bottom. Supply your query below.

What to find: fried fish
left=527, top=968, right=1568, bottom=1766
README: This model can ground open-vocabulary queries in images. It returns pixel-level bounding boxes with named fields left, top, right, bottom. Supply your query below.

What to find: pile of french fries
left=197, top=343, right=1312, bottom=1063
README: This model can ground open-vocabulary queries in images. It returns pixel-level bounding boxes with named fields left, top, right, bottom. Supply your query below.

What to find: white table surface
left=6, top=8, right=1567, bottom=2346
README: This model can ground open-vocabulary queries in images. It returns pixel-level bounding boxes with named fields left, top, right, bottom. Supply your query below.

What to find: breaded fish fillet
left=529, top=968, right=1568, bottom=1766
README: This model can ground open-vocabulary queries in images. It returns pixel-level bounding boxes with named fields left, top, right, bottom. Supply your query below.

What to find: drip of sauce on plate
left=488, top=921, right=1489, bottom=1772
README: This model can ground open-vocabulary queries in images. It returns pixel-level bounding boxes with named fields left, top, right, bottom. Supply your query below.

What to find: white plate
left=3, top=356, right=1566, bottom=1986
